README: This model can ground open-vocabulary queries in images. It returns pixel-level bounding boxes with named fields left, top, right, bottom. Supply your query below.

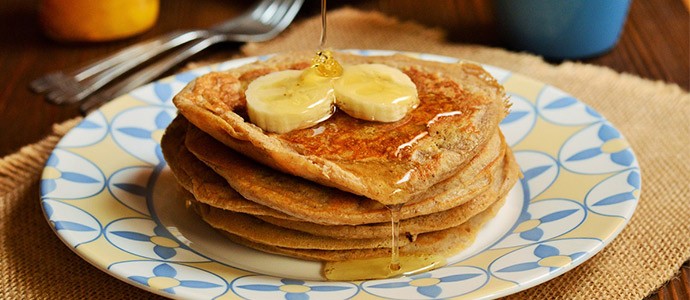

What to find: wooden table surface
left=0, top=0, right=687, bottom=298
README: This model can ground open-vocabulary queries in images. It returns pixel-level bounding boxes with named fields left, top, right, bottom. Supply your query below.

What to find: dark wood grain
left=0, top=0, right=687, bottom=298
left=653, top=261, right=690, bottom=300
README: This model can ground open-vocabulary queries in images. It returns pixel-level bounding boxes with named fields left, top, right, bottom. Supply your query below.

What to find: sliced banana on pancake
left=246, top=69, right=335, bottom=134
left=246, top=62, right=420, bottom=133
left=334, top=64, right=419, bottom=122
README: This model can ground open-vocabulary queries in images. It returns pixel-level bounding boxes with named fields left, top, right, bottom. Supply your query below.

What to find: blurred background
left=0, top=0, right=687, bottom=156
left=3, top=0, right=687, bottom=81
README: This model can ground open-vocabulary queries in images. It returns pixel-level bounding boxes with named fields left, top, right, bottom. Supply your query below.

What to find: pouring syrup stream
left=320, top=0, right=327, bottom=48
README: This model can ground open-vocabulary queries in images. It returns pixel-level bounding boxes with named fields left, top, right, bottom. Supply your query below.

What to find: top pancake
left=173, top=51, right=508, bottom=205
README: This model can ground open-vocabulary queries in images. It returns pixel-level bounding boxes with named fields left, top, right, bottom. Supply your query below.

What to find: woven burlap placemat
left=1, top=8, right=688, bottom=299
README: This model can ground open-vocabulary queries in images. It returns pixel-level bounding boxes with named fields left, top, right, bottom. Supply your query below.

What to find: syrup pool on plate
left=321, top=202, right=447, bottom=281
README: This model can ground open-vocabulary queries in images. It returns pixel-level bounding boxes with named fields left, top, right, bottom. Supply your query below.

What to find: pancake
left=175, top=150, right=515, bottom=239
left=194, top=205, right=412, bottom=250
left=178, top=116, right=509, bottom=225
left=173, top=51, right=509, bottom=205
left=163, top=115, right=518, bottom=238
left=255, top=152, right=516, bottom=239
left=163, top=116, right=518, bottom=241
left=162, top=117, right=517, bottom=225
left=162, top=114, right=300, bottom=221
left=209, top=197, right=506, bottom=262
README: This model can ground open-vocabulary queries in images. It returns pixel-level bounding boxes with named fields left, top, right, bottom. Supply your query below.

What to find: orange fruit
left=39, top=0, right=159, bottom=42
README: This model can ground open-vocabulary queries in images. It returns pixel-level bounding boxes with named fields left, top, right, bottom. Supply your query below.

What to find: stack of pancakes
left=161, top=52, right=520, bottom=267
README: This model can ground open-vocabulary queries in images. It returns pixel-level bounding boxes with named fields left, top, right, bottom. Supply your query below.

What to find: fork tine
left=211, top=0, right=280, bottom=32
left=265, top=0, right=303, bottom=33
left=30, top=72, right=62, bottom=93
left=208, top=0, right=300, bottom=40
left=250, top=0, right=281, bottom=21
left=216, top=0, right=302, bottom=42
left=262, top=0, right=294, bottom=25
left=257, top=0, right=283, bottom=23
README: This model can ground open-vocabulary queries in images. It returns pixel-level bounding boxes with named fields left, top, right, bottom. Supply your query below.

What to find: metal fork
left=31, top=0, right=303, bottom=106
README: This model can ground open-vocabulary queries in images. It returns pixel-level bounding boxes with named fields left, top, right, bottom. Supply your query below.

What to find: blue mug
left=493, top=0, right=632, bottom=59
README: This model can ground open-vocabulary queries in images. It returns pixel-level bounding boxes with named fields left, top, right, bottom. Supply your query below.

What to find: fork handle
left=80, top=36, right=223, bottom=114
left=76, top=30, right=199, bottom=80
left=31, top=30, right=199, bottom=94
left=66, top=30, right=208, bottom=104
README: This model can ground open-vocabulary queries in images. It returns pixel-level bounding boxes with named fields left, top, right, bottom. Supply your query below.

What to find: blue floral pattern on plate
left=105, top=218, right=207, bottom=262
left=586, top=169, right=640, bottom=218
left=232, top=276, right=359, bottom=300
left=58, top=110, right=109, bottom=147
left=537, top=85, right=602, bottom=126
left=496, top=199, right=586, bottom=248
left=110, top=261, right=227, bottom=298
left=41, top=149, right=105, bottom=199
left=40, top=50, right=639, bottom=300
left=110, top=107, right=176, bottom=165
left=559, top=122, right=637, bottom=174
left=513, top=151, right=559, bottom=200
left=490, top=239, right=600, bottom=283
left=362, top=266, right=489, bottom=299
left=108, top=166, right=154, bottom=216
left=499, top=94, right=537, bottom=147
left=42, top=199, right=101, bottom=247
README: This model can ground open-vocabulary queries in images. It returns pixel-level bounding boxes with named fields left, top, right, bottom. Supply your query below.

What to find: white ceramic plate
left=40, top=50, right=640, bottom=299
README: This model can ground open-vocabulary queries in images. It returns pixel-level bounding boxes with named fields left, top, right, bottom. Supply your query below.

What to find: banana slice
left=334, top=64, right=419, bottom=122
left=246, top=69, right=335, bottom=133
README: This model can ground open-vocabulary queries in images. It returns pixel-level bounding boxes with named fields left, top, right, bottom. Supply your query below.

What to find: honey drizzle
left=388, top=204, right=403, bottom=272
left=319, top=0, right=327, bottom=48
left=312, top=0, right=341, bottom=78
